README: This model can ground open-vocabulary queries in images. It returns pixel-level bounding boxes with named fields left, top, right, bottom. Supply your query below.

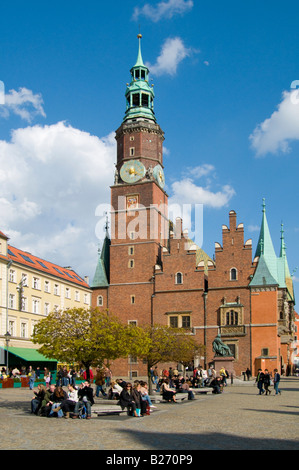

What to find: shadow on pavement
left=118, top=429, right=299, bottom=450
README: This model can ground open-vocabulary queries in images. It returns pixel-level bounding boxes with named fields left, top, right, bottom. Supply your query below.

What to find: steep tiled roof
left=5, top=244, right=89, bottom=289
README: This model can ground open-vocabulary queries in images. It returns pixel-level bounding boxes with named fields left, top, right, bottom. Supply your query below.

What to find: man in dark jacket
left=72, top=381, right=94, bottom=419
left=256, top=369, right=265, bottom=395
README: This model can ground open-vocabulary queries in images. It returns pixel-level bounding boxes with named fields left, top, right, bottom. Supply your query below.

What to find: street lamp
left=4, top=331, right=11, bottom=373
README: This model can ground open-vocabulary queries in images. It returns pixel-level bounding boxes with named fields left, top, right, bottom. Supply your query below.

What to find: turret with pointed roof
left=123, top=34, right=156, bottom=123
left=91, top=220, right=110, bottom=288
left=251, top=199, right=278, bottom=286
left=250, top=200, right=295, bottom=301
left=277, top=223, right=295, bottom=301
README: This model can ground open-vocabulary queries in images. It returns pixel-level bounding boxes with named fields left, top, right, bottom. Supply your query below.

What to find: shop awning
left=0, top=346, right=57, bottom=363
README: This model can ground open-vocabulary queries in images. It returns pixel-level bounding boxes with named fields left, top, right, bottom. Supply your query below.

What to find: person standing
left=245, top=368, right=251, bottom=381
left=95, top=367, right=107, bottom=397
left=219, top=367, right=228, bottom=386
left=28, top=366, right=36, bottom=390
left=273, top=368, right=281, bottom=395
left=104, top=367, right=112, bottom=388
left=263, top=369, right=271, bottom=395
left=256, top=369, right=265, bottom=395
left=153, top=367, right=159, bottom=390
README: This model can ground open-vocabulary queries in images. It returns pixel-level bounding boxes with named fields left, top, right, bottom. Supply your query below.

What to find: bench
left=149, top=393, right=189, bottom=403
left=192, top=388, right=212, bottom=395
left=92, top=405, right=127, bottom=416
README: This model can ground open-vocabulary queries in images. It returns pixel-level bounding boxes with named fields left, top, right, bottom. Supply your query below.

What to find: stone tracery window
left=226, top=310, right=239, bottom=326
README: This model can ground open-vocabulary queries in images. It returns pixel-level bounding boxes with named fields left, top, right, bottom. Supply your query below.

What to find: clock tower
left=108, top=34, right=169, bottom=323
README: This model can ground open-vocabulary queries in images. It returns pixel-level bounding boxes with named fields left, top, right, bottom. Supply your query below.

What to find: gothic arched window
left=175, top=272, right=183, bottom=285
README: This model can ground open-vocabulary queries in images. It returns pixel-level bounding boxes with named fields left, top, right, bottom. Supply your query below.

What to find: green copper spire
left=277, top=222, right=294, bottom=300
left=123, top=34, right=156, bottom=123
left=254, top=198, right=278, bottom=283
left=135, top=33, right=145, bottom=67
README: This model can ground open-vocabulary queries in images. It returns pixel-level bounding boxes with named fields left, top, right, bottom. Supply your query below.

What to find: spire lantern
left=123, top=34, right=156, bottom=123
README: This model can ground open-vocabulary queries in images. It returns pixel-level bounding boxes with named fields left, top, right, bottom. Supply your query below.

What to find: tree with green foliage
left=137, top=324, right=205, bottom=393
left=32, top=307, right=149, bottom=379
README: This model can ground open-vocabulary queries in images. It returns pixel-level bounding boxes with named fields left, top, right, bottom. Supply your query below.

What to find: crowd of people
left=150, top=364, right=229, bottom=395
left=30, top=375, right=157, bottom=419
left=1, top=362, right=287, bottom=419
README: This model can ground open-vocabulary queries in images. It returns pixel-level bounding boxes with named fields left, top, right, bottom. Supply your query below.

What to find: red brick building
left=91, top=36, right=296, bottom=378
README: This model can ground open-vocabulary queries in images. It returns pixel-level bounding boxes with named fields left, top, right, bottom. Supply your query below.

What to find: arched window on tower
left=97, top=295, right=103, bottom=307
left=175, top=272, right=183, bottom=285
left=230, top=268, right=237, bottom=281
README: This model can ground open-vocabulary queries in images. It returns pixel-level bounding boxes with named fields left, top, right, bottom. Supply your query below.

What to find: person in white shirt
left=60, top=384, right=79, bottom=418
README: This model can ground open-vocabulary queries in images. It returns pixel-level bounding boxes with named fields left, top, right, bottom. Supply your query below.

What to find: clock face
left=120, top=160, right=146, bottom=184
left=153, top=164, right=165, bottom=188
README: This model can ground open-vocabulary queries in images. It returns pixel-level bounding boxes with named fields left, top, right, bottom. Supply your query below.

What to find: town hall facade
left=91, top=35, right=296, bottom=378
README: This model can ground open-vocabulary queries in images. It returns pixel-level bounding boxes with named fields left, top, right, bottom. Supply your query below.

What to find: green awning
left=1, top=346, right=56, bottom=363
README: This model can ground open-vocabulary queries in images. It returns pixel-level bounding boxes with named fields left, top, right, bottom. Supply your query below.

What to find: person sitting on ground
left=48, top=386, right=67, bottom=417
left=160, top=378, right=177, bottom=402
left=210, top=376, right=223, bottom=394
left=72, top=381, right=94, bottom=419
left=108, top=380, right=123, bottom=400
left=31, top=383, right=47, bottom=415
left=60, top=384, right=79, bottom=418
left=118, top=382, right=139, bottom=417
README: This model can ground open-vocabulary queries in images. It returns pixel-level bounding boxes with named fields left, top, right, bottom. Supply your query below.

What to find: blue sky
left=0, top=0, right=298, bottom=301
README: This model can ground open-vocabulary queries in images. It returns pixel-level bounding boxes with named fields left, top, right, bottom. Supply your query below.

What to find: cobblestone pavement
left=0, top=377, right=298, bottom=451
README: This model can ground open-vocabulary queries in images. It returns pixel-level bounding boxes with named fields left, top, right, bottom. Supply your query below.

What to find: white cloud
left=248, top=225, right=260, bottom=233
left=0, top=121, right=116, bottom=277
left=169, top=178, right=235, bottom=209
left=1, top=120, right=235, bottom=279
left=250, top=90, right=299, bottom=156
left=0, top=87, right=46, bottom=122
left=147, top=37, right=196, bottom=76
left=185, top=164, right=215, bottom=179
left=133, top=0, right=193, bottom=22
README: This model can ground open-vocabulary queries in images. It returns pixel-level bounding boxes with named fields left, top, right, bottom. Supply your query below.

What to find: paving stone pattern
left=0, top=377, right=298, bottom=450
